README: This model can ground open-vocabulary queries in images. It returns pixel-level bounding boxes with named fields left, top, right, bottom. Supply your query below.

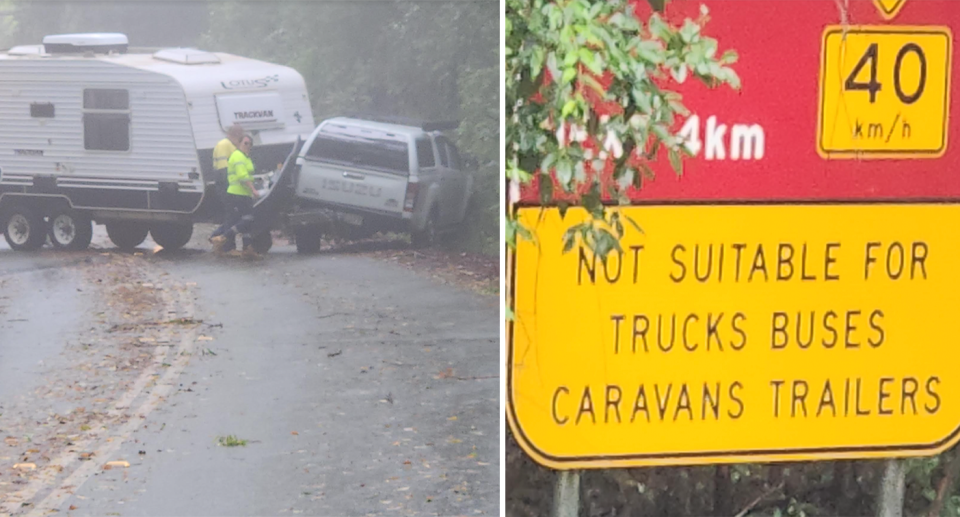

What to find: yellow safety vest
left=227, top=149, right=254, bottom=197
left=212, top=138, right=237, bottom=172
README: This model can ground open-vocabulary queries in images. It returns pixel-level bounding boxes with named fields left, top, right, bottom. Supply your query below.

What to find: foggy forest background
left=0, top=0, right=499, bottom=254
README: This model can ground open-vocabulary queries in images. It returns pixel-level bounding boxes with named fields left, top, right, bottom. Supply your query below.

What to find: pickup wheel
left=150, top=223, right=193, bottom=251
left=3, top=205, right=46, bottom=251
left=106, top=222, right=149, bottom=251
left=49, top=209, right=93, bottom=251
left=411, top=209, right=438, bottom=249
left=295, top=226, right=322, bottom=254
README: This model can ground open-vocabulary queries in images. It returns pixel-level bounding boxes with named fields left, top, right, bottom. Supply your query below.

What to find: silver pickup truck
left=288, top=117, right=473, bottom=252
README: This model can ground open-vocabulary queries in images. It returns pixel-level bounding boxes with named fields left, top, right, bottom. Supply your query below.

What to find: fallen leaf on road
left=447, top=416, right=457, bottom=421
left=291, top=431, right=299, bottom=436
left=69, top=505, right=78, bottom=511
left=105, top=460, right=129, bottom=468
left=326, top=350, right=342, bottom=358
left=13, top=463, right=36, bottom=470
left=197, top=336, right=213, bottom=342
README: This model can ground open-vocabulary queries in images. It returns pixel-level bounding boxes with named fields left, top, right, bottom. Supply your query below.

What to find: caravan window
left=83, top=89, right=130, bottom=152
left=305, top=129, right=410, bottom=175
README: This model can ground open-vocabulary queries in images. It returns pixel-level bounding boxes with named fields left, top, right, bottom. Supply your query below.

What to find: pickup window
left=305, top=130, right=410, bottom=175
left=434, top=136, right=462, bottom=170
left=445, top=142, right=462, bottom=170
left=415, top=137, right=435, bottom=169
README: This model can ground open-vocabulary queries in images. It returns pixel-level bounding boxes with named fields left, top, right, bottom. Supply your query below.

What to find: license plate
left=818, top=27, right=951, bottom=159
left=340, top=212, right=363, bottom=226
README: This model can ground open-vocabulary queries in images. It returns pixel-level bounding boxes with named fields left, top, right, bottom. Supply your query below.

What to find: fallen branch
left=316, top=313, right=347, bottom=319
left=733, top=482, right=785, bottom=517
left=108, top=318, right=202, bottom=332
left=738, top=482, right=835, bottom=517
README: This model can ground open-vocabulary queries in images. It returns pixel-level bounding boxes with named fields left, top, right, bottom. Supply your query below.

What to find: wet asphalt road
left=0, top=226, right=499, bottom=516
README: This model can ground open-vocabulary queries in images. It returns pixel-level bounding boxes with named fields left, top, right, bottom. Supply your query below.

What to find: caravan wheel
left=4, top=206, right=46, bottom=251
left=106, top=222, right=149, bottom=251
left=150, top=223, right=193, bottom=251
left=49, top=210, right=93, bottom=251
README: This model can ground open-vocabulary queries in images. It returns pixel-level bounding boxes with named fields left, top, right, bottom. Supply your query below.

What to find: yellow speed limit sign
left=507, top=204, right=960, bottom=469
left=818, top=26, right=952, bottom=159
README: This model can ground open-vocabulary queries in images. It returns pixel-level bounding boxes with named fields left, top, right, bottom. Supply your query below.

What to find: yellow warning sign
left=507, top=204, right=960, bottom=469
left=818, top=26, right=952, bottom=159
left=874, top=0, right=907, bottom=20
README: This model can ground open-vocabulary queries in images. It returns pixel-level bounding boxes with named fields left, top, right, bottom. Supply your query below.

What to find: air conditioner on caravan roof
left=42, top=33, right=128, bottom=54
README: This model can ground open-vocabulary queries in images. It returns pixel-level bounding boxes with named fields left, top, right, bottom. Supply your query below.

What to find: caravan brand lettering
left=234, top=110, right=275, bottom=120
left=220, top=74, right=280, bottom=90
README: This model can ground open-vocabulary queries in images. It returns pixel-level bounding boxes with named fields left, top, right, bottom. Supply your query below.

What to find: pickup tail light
left=404, top=182, right=419, bottom=212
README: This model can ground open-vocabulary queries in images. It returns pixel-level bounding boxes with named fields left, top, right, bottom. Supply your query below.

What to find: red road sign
left=517, top=0, right=960, bottom=204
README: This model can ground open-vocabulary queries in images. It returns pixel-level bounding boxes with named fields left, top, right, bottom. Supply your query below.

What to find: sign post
left=507, top=0, right=960, bottom=471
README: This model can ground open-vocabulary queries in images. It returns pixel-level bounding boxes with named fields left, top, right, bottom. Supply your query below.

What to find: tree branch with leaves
left=505, top=0, right=740, bottom=260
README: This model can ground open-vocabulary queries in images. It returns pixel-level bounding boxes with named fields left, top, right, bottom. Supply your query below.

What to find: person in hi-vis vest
left=209, top=123, right=244, bottom=241
left=210, top=134, right=261, bottom=255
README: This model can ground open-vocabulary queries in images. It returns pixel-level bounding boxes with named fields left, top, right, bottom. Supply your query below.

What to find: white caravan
left=0, top=33, right=315, bottom=251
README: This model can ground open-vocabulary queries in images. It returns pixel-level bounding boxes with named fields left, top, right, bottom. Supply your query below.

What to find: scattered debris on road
left=216, top=435, right=248, bottom=447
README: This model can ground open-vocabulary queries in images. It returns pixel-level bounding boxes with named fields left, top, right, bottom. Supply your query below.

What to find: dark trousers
left=213, top=194, right=254, bottom=246
left=210, top=169, right=232, bottom=237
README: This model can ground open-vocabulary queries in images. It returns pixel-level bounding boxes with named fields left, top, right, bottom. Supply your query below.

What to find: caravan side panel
left=0, top=58, right=204, bottom=214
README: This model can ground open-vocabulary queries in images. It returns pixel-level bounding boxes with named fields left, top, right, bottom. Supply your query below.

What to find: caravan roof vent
left=7, top=45, right=45, bottom=56
left=42, top=33, right=128, bottom=54
left=153, top=48, right=221, bottom=65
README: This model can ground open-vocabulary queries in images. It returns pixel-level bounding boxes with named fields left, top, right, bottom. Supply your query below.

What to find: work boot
left=242, top=246, right=261, bottom=259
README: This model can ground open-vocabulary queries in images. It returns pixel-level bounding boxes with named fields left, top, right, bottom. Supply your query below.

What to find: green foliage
left=0, top=1, right=17, bottom=49
left=505, top=0, right=739, bottom=259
